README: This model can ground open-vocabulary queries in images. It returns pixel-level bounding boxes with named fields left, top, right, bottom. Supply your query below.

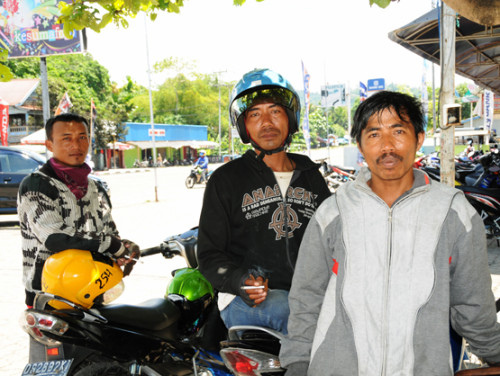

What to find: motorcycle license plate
left=21, top=359, right=73, bottom=376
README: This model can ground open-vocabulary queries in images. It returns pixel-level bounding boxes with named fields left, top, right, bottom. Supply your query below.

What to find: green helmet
left=167, top=268, right=214, bottom=334
left=167, top=268, right=214, bottom=300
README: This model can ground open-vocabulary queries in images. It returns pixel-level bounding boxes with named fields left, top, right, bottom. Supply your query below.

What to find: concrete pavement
left=2, top=161, right=500, bottom=375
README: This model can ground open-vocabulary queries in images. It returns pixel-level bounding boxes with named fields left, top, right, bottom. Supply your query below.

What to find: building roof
left=0, top=78, right=40, bottom=105
left=389, top=8, right=500, bottom=96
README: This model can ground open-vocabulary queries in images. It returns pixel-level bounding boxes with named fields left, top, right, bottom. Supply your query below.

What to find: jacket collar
left=242, top=149, right=321, bottom=172
left=355, top=166, right=432, bottom=200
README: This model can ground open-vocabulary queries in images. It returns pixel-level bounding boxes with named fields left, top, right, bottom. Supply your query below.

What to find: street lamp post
left=111, top=131, right=116, bottom=169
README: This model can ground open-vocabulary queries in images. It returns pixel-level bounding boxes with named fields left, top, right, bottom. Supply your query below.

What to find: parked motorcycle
left=20, top=228, right=283, bottom=376
left=321, top=162, right=357, bottom=193
left=133, top=159, right=150, bottom=168
left=185, top=167, right=212, bottom=189
left=417, top=153, right=500, bottom=243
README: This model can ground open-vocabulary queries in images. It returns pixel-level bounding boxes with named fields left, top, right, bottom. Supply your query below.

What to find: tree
left=58, top=0, right=263, bottom=37
left=129, top=59, right=235, bottom=153
left=6, top=53, right=133, bottom=147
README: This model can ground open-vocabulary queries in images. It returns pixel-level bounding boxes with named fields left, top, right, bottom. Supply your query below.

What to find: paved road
left=1, top=160, right=500, bottom=375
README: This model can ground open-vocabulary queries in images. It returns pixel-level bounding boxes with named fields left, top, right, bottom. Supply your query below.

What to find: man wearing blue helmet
left=197, top=69, right=330, bottom=334
left=193, top=150, right=209, bottom=182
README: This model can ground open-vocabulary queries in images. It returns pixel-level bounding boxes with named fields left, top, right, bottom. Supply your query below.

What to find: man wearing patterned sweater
left=18, top=113, right=139, bottom=361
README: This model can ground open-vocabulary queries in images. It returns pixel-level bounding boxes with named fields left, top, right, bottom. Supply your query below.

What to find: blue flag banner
left=301, top=61, right=311, bottom=154
left=359, top=82, right=367, bottom=102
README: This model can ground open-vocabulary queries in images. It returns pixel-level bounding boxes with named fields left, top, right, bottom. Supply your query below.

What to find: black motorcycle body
left=419, top=155, right=500, bottom=242
left=21, top=228, right=284, bottom=376
left=456, top=185, right=500, bottom=240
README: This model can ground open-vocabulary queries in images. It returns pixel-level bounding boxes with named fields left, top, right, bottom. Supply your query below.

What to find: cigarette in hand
left=241, top=285, right=265, bottom=290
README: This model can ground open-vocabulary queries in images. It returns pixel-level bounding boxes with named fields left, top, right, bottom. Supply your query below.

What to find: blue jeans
left=220, top=289, right=289, bottom=335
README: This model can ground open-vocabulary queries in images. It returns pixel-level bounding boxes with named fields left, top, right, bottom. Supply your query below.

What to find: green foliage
left=6, top=53, right=136, bottom=148
left=369, top=0, right=394, bottom=8
left=130, top=64, right=234, bottom=149
left=56, top=0, right=263, bottom=36
left=0, top=47, right=13, bottom=82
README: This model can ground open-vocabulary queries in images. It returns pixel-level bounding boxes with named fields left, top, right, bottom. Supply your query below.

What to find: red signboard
left=148, top=129, right=166, bottom=137
left=0, top=98, right=8, bottom=146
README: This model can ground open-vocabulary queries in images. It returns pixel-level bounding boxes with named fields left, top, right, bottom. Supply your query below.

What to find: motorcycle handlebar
left=140, top=246, right=163, bottom=257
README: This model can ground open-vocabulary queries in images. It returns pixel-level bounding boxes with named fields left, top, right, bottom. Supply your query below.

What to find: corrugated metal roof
left=389, top=8, right=500, bottom=96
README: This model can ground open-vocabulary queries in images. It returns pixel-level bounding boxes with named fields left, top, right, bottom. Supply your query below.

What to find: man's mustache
left=376, top=152, right=403, bottom=164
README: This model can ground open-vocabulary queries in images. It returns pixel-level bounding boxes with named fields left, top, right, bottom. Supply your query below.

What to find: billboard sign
left=367, top=78, right=385, bottom=91
left=320, top=84, right=346, bottom=108
left=0, top=0, right=82, bottom=59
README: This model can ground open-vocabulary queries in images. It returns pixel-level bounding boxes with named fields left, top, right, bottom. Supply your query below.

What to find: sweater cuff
left=107, top=235, right=123, bottom=255
left=284, top=362, right=308, bottom=376
left=228, top=269, right=249, bottom=296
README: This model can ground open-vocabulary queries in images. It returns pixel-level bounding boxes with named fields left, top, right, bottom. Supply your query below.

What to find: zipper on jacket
left=283, top=192, right=294, bottom=271
left=381, top=207, right=393, bottom=376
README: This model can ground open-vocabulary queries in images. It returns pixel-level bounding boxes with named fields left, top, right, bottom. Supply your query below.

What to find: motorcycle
left=417, top=153, right=500, bottom=243
left=20, top=228, right=283, bottom=376
left=321, top=162, right=357, bottom=193
left=133, top=159, right=150, bottom=168
left=185, top=167, right=212, bottom=189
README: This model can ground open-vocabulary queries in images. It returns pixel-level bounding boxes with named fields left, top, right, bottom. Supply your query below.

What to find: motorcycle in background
left=321, top=162, right=357, bottom=193
left=417, top=151, right=500, bottom=244
left=185, top=166, right=212, bottom=189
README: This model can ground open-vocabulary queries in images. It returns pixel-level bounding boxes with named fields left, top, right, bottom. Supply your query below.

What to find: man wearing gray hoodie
left=280, top=91, right=500, bottom=375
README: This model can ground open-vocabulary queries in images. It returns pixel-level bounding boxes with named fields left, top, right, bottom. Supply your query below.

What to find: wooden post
left=440, top=3, right=456, bottom=187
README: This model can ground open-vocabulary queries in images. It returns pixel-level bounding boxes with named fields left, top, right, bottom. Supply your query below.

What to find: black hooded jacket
left=197, top=150, right=331, bottom=296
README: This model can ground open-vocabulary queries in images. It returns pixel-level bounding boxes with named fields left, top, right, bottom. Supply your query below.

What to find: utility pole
left=40, top=57, right=50, bottom=159
left=346, top=83, right=351, bottom=143
left=440, top=2, right=456, bottom=187
left=214, top=70, right=226, bottom=161
left=144, top=15, right=158, bottom=202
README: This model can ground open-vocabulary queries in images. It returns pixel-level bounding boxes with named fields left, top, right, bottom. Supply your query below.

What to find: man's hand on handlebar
left=116, top=239, right=141, bottom=276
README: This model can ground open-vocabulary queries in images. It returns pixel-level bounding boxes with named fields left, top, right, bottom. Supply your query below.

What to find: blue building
left=119, top=122, right=218, bottom=167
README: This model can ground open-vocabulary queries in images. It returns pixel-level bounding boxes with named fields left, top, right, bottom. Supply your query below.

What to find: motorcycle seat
left=98, top=298, right=180, bottom=331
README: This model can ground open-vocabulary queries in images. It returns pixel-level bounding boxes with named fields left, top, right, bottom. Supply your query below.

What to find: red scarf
left=49, top=158, right=92, bottom=199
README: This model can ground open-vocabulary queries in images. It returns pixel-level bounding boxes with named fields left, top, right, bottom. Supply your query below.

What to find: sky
left=85, top=0, right=470, bottom=94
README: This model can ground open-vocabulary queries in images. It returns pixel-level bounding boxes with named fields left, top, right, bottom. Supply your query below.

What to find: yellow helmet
left=42, top=249, right=124, bottom=309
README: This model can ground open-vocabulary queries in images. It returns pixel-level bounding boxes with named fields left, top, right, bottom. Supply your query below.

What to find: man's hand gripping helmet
left=229, top=68, right=301, bottom=155
left=42, top=250, right=124, bottom=309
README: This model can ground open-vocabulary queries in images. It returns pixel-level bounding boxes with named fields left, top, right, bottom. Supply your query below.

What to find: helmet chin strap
left=250, top=135, right=291, bottom=160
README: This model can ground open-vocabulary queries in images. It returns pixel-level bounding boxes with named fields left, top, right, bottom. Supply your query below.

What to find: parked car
left=0, top=146, right=109, bottom=215
left=337, top=137, right=350, bottom=145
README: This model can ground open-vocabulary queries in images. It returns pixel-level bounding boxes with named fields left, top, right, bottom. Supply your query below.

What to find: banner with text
left=484, top=90, right=494, bottom=131
left=1, top=0, right=82, bottom=58
left=301, top=61, right=311, bottom=154
left=0, top=98, right=8, bottom=146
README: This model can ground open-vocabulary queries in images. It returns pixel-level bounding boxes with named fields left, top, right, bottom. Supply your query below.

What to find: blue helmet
left=229, top=69, right=301, bottom=151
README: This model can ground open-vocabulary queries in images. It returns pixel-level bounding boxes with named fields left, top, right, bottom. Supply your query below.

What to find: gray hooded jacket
left=280, top=167, right=500, bottom=376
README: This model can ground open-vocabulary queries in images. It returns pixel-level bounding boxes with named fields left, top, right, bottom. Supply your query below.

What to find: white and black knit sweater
left=18, top=162, right=122, bottom=306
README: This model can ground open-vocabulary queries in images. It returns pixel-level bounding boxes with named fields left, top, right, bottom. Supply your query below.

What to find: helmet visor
left=102, top=280, right=124, bottom=305
left=230, top=87, right=298, bottom=123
